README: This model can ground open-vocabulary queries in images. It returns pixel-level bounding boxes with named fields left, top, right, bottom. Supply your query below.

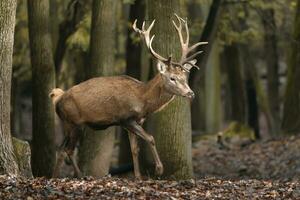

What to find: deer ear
left=183, top=59, right=197, bottom=71
left=157, top=60, right=167, bottom=74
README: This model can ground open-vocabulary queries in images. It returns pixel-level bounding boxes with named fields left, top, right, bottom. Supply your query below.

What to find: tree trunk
left=223, top=44, right=246, bottom=123
left=262, top=8, right=281, bottom=135
left=239, top=44, right=260, bottom=138
left=146, top=0, right=193, bottom=180
left=0, top=0, right=19, bottom=176
left=205, top=41, right=222, bottom=133
left=119, top=0, right=145, bottom=166
left=54, top=0, right=86, bottom=78
left=191, top=0, right=223, bottom=131
left=78, top=0, right=117, bottom=177
left=282, top=0, right=300, bottom=134
left=28, top=0, right=56, bottom=177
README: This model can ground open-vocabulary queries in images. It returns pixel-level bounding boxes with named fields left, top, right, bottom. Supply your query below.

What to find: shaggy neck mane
left=142, top=73, right=174, bottom=114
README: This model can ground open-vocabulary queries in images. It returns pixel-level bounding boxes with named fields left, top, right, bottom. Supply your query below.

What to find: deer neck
left=143, top=73, right=174, bottom=114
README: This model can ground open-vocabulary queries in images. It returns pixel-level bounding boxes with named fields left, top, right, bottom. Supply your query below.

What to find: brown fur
left=51, top=73, right=175, bottom=178
left=49, top=88, right=64, bottom=106
left=54, top=74, right=174, bottom=129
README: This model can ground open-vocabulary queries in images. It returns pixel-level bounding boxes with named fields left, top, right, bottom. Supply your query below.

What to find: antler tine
left=185, top=51, right=203, bottom=62
left=133, top=19, right=169, bottom=63
left=188, top=41, right=208, bottom=52
left=185, top=61, right=200, bottom=70
left=172, top=14, right=185, bottom=48
left=178, top=15, right=189, bottom=47
left=174, top=14, right=190, bottom=45
left=132, top=19, right=140, bottom=34
left=149, top=35, right=170, bottom=62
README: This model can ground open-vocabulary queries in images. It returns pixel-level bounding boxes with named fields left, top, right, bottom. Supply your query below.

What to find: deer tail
left=49, top=88, right=64, bottom=106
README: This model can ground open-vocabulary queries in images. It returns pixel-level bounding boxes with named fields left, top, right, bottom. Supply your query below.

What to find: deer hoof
left=74, top=171, right=83, bottom=178
left=155, top=163, right=164, bottom=175
left=135, top=175, right=142, bottom=180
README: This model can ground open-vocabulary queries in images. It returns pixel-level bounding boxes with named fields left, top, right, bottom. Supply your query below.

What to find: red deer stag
left=50, top=14, right=207, bottom=178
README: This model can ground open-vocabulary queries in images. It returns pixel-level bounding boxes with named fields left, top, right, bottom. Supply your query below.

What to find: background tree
left=27, top=0, right=56, bottom=177
left=191, top=0, right=223, bottom=132
left=261, top=5, right=281, bottom=135
left=145, top=0, right=193, bottom=179
left=78, top=0, right=117, bottom=177
left=282, top=0, right=300, bottom=134
left=223, top=44, right=246, bottom=124
left=0, top=0, right=19, bottom=175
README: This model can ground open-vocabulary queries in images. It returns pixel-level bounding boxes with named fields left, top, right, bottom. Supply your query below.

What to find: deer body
left=55, top=74, right=174, bottom=130
left=51, top=14, right=207, bottom=178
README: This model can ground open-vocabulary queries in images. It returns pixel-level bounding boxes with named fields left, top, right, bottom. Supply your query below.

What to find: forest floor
left=0, top=135, right=299, bottom=199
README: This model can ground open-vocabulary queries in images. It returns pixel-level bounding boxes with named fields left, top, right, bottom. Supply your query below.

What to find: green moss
left=12, top=137, right=32, bottom=177
left=222, top=121, right=255, bottom=140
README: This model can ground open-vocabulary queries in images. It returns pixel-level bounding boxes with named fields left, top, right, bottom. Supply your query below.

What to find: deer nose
left=186, top=91, right=195, bottom=99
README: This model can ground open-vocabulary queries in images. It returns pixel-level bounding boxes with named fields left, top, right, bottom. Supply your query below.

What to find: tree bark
left=78, top=0, right=117, bottom=177
left=205, top=41, right=222, bottom=133
left=0, top=0, right=19, bottom=176
left=282, top=0, right=300, bottom=134
left=146, top=0, right=193, bottom=180
left=28, top=0, right=56, bottom=177
left=262, top=8, right=281, bottom=135
left=239, top=44, right=260, bottom=138
left=54, top=0, right=87, bottom=78
left=119, top=0, right=145, bottom=166
left=223, top=44, right=246, bottom=123
left=190, top=0, right=223, bottom=131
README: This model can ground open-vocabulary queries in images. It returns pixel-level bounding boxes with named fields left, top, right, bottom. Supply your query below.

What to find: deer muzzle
left=185, top=91, right=195, bottom=99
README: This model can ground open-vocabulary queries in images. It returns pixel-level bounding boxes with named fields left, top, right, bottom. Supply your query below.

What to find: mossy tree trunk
left=282, top=0, right=300, bottom=134
left=205, top=41, right=222, bottom=133
left=0, top=0, right=19, bottom=176
left=262, top=8, right=281, bottom=135
left=27, top=0, right=56, bottom=177
left=146, top=0, right=193, bottom=180
left=78, top=0, right=117, bottom=177
left=223, top=44, right=246, bottom=124
left=191, top=0, right=223, bottom=132
left=239, top=45, right=260, bottom=138
left=118, top=0, right=145, bottom=166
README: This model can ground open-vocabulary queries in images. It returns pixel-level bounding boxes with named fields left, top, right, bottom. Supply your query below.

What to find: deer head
left=133, top=14, right=207, bottom=99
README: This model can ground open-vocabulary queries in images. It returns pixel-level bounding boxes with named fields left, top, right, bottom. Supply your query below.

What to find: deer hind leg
left=65, top=125, right=82, bottom=178
left=52, top=137, right=68, bottom=178
left=128, top=132, right=141, bottom=179
left=124, top=120, right=163, bottom=176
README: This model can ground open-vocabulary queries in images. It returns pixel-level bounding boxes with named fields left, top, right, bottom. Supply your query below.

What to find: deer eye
left=170, top=77, right=176, bottom=82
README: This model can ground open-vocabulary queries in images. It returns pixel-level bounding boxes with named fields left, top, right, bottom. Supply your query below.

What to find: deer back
left=56, top=76, right=147, bottom=128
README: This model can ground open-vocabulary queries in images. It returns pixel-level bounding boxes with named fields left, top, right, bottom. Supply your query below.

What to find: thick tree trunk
left=28, top=0, right=56, bottom=177
left=239, top=44, right=260, bottom=138
left=146, top=0, right=193, bottom=180
left=262, top=8, right=281, bottom=135
left=191, top=0, right=223, bottom=131
left=223, top=44, right=246, bottom=123
left=282, top=0, right=300, bottom=134
left=78, top=0, right=117, bottom=177
left=54, top=0, right=86, bottom=78
left=0, top=0, right=19, bottom=176
left=119, top=0, right=145, bottom=166
left=205, top=41, right=222, bottom=133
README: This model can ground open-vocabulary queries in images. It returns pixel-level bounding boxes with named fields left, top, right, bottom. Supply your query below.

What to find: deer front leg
left=128, top=132, right=141, bottom=179
left=124, top=121, right=163, bottom=176
left=65, top=126, right=82, bottom=178
left=52, top=149, right=67, bottom=178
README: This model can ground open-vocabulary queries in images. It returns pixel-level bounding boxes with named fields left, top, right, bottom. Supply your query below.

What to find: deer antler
left=133, top=16, right=207, bottom=72
left=172, top=14, right=208, bottom=71
left=133, top=19, right=174, bottom=65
